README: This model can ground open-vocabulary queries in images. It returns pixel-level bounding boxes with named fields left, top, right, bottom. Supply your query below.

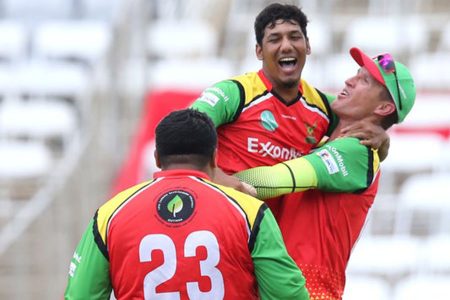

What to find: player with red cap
left=236, top=47, right=416, bottom=299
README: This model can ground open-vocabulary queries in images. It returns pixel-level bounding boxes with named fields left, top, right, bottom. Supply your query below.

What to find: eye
left=267, top=36, right=280, bottom=43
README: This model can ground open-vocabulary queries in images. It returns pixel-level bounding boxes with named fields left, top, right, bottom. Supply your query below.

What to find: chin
left=282, top=80, right=299, bottom=89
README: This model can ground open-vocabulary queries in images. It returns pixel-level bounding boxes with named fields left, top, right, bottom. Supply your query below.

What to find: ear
left=306, top=38, right=311, bottom=55
left=256, top=43, right=263, bottom=60
left=154, top=150, right=161, bottom=168
left=209, top=149, right=218, bottom=168
left=374, top=101, right=396, bottom=117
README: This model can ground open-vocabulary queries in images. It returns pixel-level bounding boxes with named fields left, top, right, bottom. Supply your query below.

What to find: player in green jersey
left=64, top=109, right=310, bottom=300
left=235, top=47, right=415, bottom=197
left=191, top=3, right=389, bottom=199
left=234, top=47, right=415, bottom=299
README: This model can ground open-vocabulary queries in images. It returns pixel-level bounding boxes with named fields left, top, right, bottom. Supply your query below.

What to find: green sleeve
left=235, top=158, right=318, bottom=200
left=252, top=206, right=310, bottom=300
left=235, top=137, right=378, bottom=198
left=303, top=137, right=378, bottom=192
left=190, top=80, right=243, bottom=127
left=64, top=219, right=112, bottom=300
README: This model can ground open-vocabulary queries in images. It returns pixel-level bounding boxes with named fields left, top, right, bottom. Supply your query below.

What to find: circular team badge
left=260, top=110, right=278, bottom=131
left=156, top=190, right=195, bottom=224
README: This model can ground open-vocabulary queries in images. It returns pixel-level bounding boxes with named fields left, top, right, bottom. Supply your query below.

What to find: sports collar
left=153, top=169, right=211, bottom=180
left=257, top=69, right=304, bottom=95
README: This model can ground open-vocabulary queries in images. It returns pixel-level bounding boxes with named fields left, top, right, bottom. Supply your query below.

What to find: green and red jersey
left=191, top=70, right=337, bottom=175
left=279, top=176, right=379, bottom=300
left=64, top=169, right=309, bottom=300
left=236, top=137, right=381, bottom=300
left=279, top=138, right=380, bottom=299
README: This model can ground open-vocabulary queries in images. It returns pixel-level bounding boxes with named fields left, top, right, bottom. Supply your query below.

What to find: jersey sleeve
left=64, top=218, right=112, bottom=300
left=302, top=137, right=379, bottom=192
left=252, top=206, right=310, bottom=300
left=235, top=137, right=379, bottom=198
left=190, top=80, right=244, bottom=127
left=235, top=159, right=318, bottom=200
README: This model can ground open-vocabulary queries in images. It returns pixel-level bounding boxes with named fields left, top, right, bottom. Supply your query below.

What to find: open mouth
left=278, top=57, right=297, bottom=69
left=338, top=88, right=349, bottom=98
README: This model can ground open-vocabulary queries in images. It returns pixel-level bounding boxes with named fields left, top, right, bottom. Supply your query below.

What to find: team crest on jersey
left=305, top=121, right=318, bottom=144
left=260, top=110, right=278, bottom=131
left=156, top=190, right=195, bottom=225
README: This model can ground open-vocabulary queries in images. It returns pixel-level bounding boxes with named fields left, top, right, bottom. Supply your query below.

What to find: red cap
left=349, top=47, right=385, bottom=85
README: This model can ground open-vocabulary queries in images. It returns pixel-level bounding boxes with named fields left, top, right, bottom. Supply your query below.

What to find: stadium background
left=0, top=0, right=449, bottom=299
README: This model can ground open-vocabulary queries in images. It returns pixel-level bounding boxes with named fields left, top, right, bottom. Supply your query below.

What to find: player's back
left=105, top=169, right=262, bottom=299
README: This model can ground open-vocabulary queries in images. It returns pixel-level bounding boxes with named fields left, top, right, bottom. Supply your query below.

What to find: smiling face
left=333, top=67, right=396, bottom=123
left=256, top=19, right=310, bottom=94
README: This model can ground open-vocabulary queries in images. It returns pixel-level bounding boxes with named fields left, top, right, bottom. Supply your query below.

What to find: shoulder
left=200, top=179, right=266, bottom=230
left=231, top=72, right=268, bottom=105
left=95, top=180, right=155, bottom=240
left=300, top=79, right=335, bottom=120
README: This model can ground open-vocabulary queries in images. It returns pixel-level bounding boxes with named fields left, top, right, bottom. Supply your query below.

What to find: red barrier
left=111, top=89, right=200, bottom=195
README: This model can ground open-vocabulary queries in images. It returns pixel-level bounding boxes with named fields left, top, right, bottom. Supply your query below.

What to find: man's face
left=256, top=20, right=310, bottom=90
left=332, top=67, right=388, bottom=121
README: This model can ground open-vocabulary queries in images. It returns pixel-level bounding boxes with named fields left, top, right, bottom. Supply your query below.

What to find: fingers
left=239, top=181, right=258, bottom=197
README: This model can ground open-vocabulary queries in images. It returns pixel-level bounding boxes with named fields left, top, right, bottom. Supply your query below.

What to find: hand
left=339, top=118, right=387, bottom=149
left=339, top=119, right=390, bottom=161
left=212, top=167, right=257, bottom=197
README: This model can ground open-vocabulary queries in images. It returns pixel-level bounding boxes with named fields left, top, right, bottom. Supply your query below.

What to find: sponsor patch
left=316, top=149, right=339, bottom=174
left=247, top=137, right=302, bottom=160
left=325, top=145, right=349, bottom=176
left=156, top=190, right=195, bottom=225
left=198, top=91, right=220, bottom=106
left=260, top=110, right=278, bottom=131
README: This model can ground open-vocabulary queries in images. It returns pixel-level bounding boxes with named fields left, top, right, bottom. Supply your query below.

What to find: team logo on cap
left=156, top=190, right=195, bottom=225
left=260, top=110, right=278, bottom=131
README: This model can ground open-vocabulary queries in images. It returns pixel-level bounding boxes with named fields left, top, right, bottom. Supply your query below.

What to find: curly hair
left=156, top=109, right=217, bottom=168
left=254, top=3, right=309, bottom=45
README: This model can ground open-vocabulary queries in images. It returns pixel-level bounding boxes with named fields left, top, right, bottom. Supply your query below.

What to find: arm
left=339, top=119, right=390, bottom=161
left=192, top=80, right=260, bottom=194
left=190, top=80, right=243, bottom=127
left=235, top=137, right=379, bottom=200
left=64, top=219, right=112, bottom=300
left=252, top=206, right=310, bottom=300
left=212, top=167, right=257, bottom=197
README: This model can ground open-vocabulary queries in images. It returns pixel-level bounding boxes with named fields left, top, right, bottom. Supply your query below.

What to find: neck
left=329, top=116, right=383, bottom=142
left=162, top=164, right=213, bottom=177
left=260, top=69, right=301, bottom=103
left=273, top=86, right=300, bottom=103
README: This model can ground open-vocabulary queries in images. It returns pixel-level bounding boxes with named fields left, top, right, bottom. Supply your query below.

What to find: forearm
left=235, top=158, right=318, bottom=200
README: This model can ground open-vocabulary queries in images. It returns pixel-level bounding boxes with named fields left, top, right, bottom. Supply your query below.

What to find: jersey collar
left=257, top=69, right=304, bottom=95
left=153, top=169, right=211, bottom=180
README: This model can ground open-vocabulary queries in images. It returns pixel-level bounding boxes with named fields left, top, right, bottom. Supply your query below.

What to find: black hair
left=155, top=109, right=217, bottom=168
left=254, top=3, right=309, bottom=45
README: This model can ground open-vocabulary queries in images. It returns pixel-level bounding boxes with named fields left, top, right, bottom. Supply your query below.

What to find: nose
left=280, top=36, right=293, bottom=52
left=345, top=75, right=356, bottom=87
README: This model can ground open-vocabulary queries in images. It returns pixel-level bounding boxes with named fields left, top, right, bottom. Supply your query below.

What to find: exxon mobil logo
left=247, top=137, right=302, bottom=160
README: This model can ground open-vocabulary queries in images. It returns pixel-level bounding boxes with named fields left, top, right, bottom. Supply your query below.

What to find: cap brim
left=350, top=47, right=385, bottom=85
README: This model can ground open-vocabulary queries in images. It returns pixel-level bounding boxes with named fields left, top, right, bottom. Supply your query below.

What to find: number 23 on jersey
left=139, top=230, right=225, bottom=300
